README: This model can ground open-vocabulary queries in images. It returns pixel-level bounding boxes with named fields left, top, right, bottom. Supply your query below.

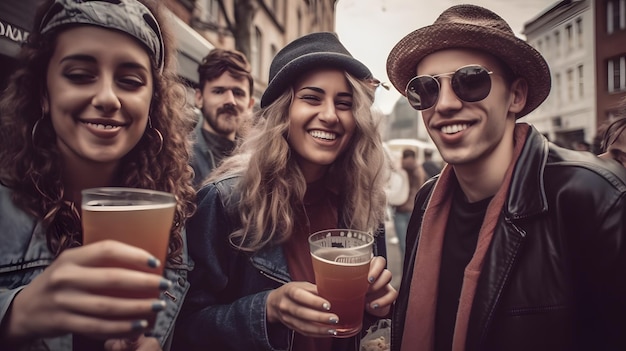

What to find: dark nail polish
left=322, top=302, right=331, bottom=311
left=131, top=320, right=148, bottom=332
left=147, top=257, right=160, bottom=268
left=371, top=303, right=380, bottom=309
left=159, top=278, right=172, bottom=291
left=152, top=300, right=166, bottom=312
left=328, top=329, right=337, bottom=336
left=329, top=317, right=339, bottom=324
left=368, top=276, right=375, bottom=283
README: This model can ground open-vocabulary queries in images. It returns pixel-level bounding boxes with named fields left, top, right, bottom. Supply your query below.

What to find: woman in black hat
left=0, top=1, right=196, bottom=350
left=174, top=32, right=397, bottom=351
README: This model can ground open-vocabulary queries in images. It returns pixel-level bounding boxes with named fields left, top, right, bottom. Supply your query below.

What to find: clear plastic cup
left=309, top=229, right=374, bottom=337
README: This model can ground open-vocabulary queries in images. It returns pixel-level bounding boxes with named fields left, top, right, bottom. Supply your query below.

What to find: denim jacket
left=173, top=175, right=387, bottom=351
left=0, top=185, right=192, bottom=351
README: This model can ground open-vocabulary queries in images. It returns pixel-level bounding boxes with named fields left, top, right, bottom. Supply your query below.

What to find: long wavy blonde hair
left=210, top=72, right=387, bottom=252
left=0, top=0, right=196, bottom=263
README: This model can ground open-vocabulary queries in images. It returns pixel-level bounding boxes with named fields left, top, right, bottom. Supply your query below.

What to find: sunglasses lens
left=406, top=76, right=440, bottom=110
left=451, top=66, right=492, bottom=102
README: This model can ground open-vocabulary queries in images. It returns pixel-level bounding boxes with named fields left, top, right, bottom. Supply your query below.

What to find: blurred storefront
left=0, top=0, right=40, bottom=91
left=0, top=1, right=213, bottom=91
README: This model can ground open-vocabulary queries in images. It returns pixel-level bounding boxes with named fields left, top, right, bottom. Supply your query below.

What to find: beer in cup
left=308, top=229, right=374, bottom=337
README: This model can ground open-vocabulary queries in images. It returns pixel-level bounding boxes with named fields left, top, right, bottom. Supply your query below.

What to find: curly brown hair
left=0, top=0, right=196, bottom=264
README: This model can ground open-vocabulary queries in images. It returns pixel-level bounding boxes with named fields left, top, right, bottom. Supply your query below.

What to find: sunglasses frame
left=405, top=65, right=494, bottom=111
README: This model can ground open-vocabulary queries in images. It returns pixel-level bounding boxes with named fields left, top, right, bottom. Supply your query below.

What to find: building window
left=297, top=9, right=302, bottom=37
left=577, top=65, right=584, bottom=97
left=199, top=0, right=219, bottom=25
left=555, top=73, right=562, bottom=106
left=566, top=24, right=573, bottom=52
left=554, top=30, right=560, bottom=57
left=536, top=39, right=543, bottom=53
left=566, top=68, right=574, bottom=101
left=576, top=17, right=583, bottom=48
left=272, top=0, right=285, bottom=24
left=545, top=35, right=551, bottom=58
left=607, top=0, right=626, bottom=34
left=608, top=55, right=626, bottom=92
left=251, top=26, right=262, bottom=78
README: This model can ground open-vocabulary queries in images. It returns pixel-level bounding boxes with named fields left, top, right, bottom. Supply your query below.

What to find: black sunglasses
left=405, top=65, right=494, bottom=111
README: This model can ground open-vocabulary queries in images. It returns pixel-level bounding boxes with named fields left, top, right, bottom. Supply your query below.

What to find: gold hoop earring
left=31, top=111, right=47, bottom=146
left=153, top=127, right=164, bottom=155
left=148, top=117, right=163, bottom=155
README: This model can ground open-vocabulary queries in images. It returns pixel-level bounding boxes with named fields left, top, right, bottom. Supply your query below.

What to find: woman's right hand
left=3, top=240, right=170, bottom=343
left=266, top=282, right=339, bottom=337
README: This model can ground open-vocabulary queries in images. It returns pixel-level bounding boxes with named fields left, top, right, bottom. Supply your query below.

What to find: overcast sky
left=335, top=0, right=558, bottom=113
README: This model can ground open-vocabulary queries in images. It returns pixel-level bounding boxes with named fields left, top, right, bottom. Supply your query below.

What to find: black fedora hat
left=386, top=4, right=551, bottom=117
left=261, top=32, right=372, bottom=108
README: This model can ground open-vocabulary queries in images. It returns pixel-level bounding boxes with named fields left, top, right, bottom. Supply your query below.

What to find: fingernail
left=328, top=329, right=337, bottom=336
left=329, top=317, right=339, bottom=324
left=368, top=276, right=375, bottom=283
left=159, top=278, right=172, bottom=291
left=147, top=257, right=160, bottom=268
left=371, top=303, right=380, bottom=309
left=131, top=320, right=148, bottom=332
left=144, top=330, right=154, bottom=337
left=152, top=300, right=166, bottom=312
left=322, top=302, right=331, bottom=311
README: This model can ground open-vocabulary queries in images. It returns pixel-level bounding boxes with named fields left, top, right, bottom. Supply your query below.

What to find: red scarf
left=400, top=124, right=529, bottom=351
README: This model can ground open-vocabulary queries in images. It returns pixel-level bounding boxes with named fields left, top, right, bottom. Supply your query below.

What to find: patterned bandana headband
left=39, top=0, right=164, bottom=73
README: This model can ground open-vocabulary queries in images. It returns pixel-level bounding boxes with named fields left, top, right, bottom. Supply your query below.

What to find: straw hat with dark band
left=386, top=4, right=551, bottom=117
left=261, top=32, right=372, bottom=108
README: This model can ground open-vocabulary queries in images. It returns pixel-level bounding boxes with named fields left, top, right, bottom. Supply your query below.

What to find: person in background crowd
left=421, top=148, right=442, bottom=179
left=190, top=48, right=255, bottom=188
left=392, top=149, right=425, bottom=259
left=0, top=1, right=196, bottom=350
left=386, top=4, right=626, bottom=351
left=383, top=144, right=409, bottom=236
left=599, top=116, right=626, bottom=168
left=174, top=31, right=397, bottom=351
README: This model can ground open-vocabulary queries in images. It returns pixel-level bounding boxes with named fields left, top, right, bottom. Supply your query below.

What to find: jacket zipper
left=258, top=269, right=289, bottom=285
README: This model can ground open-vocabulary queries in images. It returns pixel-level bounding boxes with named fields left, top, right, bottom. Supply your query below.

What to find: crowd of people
left=0, top=1, right=624, bottom=351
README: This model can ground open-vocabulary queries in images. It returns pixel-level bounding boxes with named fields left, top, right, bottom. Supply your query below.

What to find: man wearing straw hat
left=386, top=4, right=626, bottom=351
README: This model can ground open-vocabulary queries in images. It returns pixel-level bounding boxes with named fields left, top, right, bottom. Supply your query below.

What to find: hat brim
left=260, top=52, right=371, bottom=108
left=386, top=23, right=551, bottom=117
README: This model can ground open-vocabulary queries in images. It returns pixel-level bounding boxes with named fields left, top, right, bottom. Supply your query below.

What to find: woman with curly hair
left=174, top=32, right=397, bottom=351
left=0, top=0, right=196, bottom=350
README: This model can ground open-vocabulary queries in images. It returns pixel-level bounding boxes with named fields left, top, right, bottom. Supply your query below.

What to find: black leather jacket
left=392, top=125, right=626, bottom=351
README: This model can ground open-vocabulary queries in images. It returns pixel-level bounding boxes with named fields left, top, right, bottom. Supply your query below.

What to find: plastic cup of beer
left=308, top=229, right=374, bottom=338
left=81, top=187, right=176, bottom=279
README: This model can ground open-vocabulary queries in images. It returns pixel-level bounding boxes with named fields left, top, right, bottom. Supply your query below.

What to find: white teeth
left=441, top=124, right=470, bottom=134
left=85, top=122, right=121, bottom=130
left=310, top=130, right=337, bottom=140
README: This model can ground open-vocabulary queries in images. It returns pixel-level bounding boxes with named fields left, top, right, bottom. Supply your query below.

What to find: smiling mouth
left=440, top=123, right=471, bottom=134
left=82, top=121, right=124, bottom=130
left=310, top=130, right=337, bottom=141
